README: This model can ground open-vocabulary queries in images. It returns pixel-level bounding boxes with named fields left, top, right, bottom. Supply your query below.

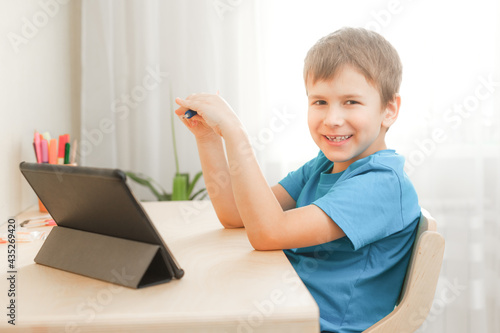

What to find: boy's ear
left=382, top=94, right=401, bottom=129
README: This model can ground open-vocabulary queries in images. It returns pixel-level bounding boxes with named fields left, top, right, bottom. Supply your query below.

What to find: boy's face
left=306, top=65, right=399, bottom=173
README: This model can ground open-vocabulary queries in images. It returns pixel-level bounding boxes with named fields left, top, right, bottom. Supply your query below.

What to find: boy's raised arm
left=195, top=134, right=244, bottom=228
left=174, top=102, right=243, bottom=228
left=175, top=94, right=345, bottom=250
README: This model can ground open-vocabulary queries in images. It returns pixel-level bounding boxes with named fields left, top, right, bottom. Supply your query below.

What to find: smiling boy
left=175, top=27, right=421, bottom=333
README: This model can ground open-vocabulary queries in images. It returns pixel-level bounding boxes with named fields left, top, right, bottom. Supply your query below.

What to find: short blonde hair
left=304, top=27, right=402, bottom=107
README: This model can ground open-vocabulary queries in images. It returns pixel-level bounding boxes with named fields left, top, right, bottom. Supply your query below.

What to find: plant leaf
left=126, top=172, right=165, bottom=201
left=190, top=187, right=207, bottom=200
left=159, top=193, right=172, bottom=201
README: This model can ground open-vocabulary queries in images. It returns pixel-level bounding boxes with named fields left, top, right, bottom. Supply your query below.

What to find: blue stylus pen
left=183, top=109, right=198, bottom=119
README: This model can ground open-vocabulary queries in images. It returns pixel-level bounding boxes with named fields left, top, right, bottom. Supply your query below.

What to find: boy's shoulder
left=345, top=149, right=405, bottom=175
left=309, top=149, right=407, bottom=178
left=282, top=149, right=411, bottom=201
left=336, top=150, right=412, bottom=192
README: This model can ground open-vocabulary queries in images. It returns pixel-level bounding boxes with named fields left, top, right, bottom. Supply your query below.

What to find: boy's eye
left=313, top=100, right=327, bottom=105
left=346, top=100, right=359, bottom=105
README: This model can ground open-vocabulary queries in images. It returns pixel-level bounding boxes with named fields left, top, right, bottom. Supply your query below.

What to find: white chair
left=364, top=209, right=445, bottom=333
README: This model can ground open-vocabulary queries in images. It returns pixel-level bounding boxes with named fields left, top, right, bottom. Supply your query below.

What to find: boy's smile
left=306, top=65, right=399, bottom=173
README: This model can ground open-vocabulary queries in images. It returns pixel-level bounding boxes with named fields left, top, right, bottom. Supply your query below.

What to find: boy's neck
left=331, top=141, right=388, bottom=174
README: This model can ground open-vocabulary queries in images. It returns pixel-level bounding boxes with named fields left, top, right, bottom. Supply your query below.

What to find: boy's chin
left=321, top=151, right=351, bottom=163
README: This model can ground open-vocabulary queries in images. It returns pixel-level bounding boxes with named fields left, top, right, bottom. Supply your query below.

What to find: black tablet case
left=19, top=162, right=184, bottom=288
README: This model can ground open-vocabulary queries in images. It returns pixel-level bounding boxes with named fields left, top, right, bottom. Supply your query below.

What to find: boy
left=175, top=27, right=420, bottom=333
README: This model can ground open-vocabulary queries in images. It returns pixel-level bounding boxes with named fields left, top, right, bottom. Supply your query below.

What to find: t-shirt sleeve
left=279, top=152, right=322, bottom=201
left=313, top=166, right=405, bottom=251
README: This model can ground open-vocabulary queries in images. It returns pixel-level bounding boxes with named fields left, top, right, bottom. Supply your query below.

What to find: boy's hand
left=174, top=103, right=217, bottom=142
left=175, top=94, right=242, bottom=138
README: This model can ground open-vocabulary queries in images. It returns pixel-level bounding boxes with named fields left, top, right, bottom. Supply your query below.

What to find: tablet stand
left=35, top=226, right=172, bottom=288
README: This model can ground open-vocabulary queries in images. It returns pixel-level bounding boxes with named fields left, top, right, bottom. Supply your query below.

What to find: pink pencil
left=41, top=139, right=49, bottom=163
left=34, top=131, right=42, bottom=163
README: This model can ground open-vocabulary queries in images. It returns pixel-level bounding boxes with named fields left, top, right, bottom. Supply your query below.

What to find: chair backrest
left=363, top=209, right=445, bottom=333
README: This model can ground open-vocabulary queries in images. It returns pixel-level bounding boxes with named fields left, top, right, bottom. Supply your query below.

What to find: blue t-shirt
left=279, top=149, right=420, bottom=333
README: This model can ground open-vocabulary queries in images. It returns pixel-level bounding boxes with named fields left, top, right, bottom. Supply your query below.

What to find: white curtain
left=80, top=0, right=263, bottom=199
left=81, top=0, right=499, bottom=332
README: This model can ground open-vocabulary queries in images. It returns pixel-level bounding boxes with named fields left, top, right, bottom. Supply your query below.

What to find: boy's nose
left=323, top=107, right=345, bottom=127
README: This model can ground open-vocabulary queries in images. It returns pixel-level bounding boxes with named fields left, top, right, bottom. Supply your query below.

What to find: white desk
left=1, top=201, right=319, bottom=332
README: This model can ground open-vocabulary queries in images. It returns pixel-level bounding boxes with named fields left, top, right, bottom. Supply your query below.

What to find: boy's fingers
left=175, top=97, right=201, bottom=113
left=174, top=107, right=186, bottom=116
left=175, top=96, right=199, bottom=107
left=174, top=98, right=197, bottom=116
left=175, top=97, right=189, bottom=108
left=175, top=93, right=221, bottom=117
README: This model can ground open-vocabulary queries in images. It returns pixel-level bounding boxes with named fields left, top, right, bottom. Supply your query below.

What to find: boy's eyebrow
left=307, top=94, right=325, bottom=100
left=307, top=93, right=364, bottom=100
left=341, top=94, right=364, bottom=99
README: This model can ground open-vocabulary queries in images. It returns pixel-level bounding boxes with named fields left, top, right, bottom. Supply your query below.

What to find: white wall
left=0, top=0, right=81, bottom=218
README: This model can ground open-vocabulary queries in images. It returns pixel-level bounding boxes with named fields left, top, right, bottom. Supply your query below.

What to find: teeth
left=326, top=135, right=351, bottom=142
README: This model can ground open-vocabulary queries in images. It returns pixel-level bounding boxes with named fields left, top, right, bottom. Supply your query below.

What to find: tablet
left=19, top=162, right=184, bottom=287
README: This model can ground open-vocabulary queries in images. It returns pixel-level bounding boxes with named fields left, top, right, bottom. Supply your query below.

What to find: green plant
left=126, top=94, right=206, bottom=201
left=125, top=170, right=206, bottom=201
